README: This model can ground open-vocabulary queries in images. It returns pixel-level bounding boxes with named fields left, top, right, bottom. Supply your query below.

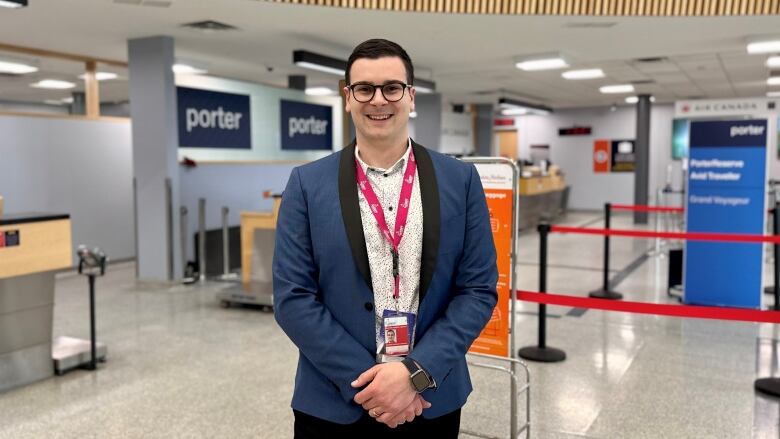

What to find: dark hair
left=346, top=39, right=414, bottom=86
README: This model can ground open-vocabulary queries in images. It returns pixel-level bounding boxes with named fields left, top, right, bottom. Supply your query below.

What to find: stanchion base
left=588, top=289, right=623, bottom=300
left=764, top=286, right=776, bottom=295
left=518, top=346, right=566, bottom=363
left=755, top=378, right=780, bottom=397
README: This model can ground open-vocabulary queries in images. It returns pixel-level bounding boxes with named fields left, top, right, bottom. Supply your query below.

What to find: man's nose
left=369, top=88, right=388, bottom=105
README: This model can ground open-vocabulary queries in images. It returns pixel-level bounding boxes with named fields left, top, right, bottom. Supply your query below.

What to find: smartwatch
left=402, top=358, right=433, bottom=393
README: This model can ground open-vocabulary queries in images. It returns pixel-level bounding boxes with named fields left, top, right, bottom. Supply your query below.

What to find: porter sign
left=280, top=100, right=333, bottom=151
left=177, top=87, right=251, bottom=149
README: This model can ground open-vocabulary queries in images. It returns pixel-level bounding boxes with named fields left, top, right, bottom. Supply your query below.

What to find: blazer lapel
left=338, top=142, right=373, bottom=290
left=412, top=141, right=440, bottom=303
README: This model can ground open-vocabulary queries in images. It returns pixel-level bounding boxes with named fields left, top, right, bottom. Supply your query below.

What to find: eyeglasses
left=347, top=82, right=411, bottom=103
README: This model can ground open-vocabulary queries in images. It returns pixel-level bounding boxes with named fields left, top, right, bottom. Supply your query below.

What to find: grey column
left=70, top=92, right=85, bottom=115
left=128, top=36, right=182, bottom=281
left=474, top=104, right=494, bottom=156
left=413, top=93, right=442, bottom=150
left=634, top=94, right=652, bottom=224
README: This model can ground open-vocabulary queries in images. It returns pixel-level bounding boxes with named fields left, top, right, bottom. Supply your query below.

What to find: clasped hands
left=351, top=361, right=432, bottom=428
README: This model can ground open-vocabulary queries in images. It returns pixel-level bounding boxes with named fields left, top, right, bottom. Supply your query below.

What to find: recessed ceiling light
left=766, top=57, right=780, bottom=68
left=78, top=72, right=119, bottom=81
left=30, top=79, right=76, bottom=90
left=293, top=50, right=346, bottom=76
left=295, top=61, right=345, bottom=76
left=172, top=63, right=207, bottom=75
left=0, top=60, right=37, bottom=74
left=768, top=77, right=780, bottom=86
left=562, top=69, right=604, bottom=80
left=62, top=97, right=74, bottom=104
left=304, top=87, right=334, bottom=96
left=43, top=99, right=65, bottom=106
left=600, top=84, right=635, bottom=94
left=0, top=0, right=27, bottom=8
left=747, top=40, right=780, bottom=54
left=515, top=55, right=568, bottom=71
left=768, top=91, right=780, bottom=97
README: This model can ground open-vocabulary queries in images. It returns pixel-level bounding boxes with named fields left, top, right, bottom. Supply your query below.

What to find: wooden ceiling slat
left=263, top=0, right=780, bottom=14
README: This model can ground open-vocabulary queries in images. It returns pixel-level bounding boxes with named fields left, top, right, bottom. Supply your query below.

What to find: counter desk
left=0, top=213, right=72, bottom=393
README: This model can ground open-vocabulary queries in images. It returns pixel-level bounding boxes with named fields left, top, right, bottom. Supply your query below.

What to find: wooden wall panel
left=263, top=0, right=780, bottom=14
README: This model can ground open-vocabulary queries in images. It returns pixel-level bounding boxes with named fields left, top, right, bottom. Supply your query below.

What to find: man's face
left=345, top=56, right=415, bottom=144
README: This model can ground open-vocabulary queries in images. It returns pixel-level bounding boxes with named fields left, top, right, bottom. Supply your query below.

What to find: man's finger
left=351, top=364, right=381, bottom=388
left=419, top=395, right=432, bottom=409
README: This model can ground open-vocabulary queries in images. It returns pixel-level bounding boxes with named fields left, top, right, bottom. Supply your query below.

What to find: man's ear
left=344, top=87, right=352, bottom=113
left=409, top=87, right=416, bottom=113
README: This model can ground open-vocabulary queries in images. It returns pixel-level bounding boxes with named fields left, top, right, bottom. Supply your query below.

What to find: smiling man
left=273, top=39, right=497, bottom=438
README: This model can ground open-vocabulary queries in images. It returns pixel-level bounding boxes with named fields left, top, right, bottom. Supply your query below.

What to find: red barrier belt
left=550, top=225, right=780, bottom=244
left=516, top=290, right=780, bottom=324
left=611, top=204, right=684, bottom=213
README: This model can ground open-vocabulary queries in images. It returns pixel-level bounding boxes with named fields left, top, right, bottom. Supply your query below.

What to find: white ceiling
left=0, top=0, right=779, bottom=109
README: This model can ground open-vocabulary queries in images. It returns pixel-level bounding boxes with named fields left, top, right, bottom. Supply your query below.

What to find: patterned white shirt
left=354, top=139, right=423, bottom=351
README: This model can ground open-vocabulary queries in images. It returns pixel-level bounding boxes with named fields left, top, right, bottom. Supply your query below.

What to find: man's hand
left=351, top=362, right=429, bottom=426
left=384, top=394, right=432, bottom=428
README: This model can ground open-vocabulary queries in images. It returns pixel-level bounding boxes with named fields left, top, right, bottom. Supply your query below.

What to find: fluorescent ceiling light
left=305, top=87, right=334, bottom=96
left=293, top=50, right=347, bottom=76
left=768, top=91, right=780, bottom=97
left=414, top=78, right=436, bottom=94
left=78, top=72, right=118, bottom=81
left=625, top=96, right=656, bottom=103
left=0, top=0, right=27, bottom=8
left=62, top=97, right=74, bottom=104
left=600, top=84, right=634, bottom=94
left=501, top=108, right=528, bottom=116
left=43, top=99, right=65, bottom=106
left=515, top=56, right=568, bottom=71
left=768, top=76, right=780, bottom=86
left=0, top=60, right=37, bottom=74
left=766, top=56, right=780, bottom=68
left=30, top=79, right=76, bottom=89
left=562, top=68, right=604, bottom=80
left=498, top=97, right=552, bottom=115
left=173, top=63, right=207, bottom=75
left=747, top=40, right=780, bottom=54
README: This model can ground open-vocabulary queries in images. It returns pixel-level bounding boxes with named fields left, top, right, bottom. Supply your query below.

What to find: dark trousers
left=293, top=408, right=461, bottom=439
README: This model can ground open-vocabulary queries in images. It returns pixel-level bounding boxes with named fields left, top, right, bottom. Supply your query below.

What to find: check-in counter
left=240, top=198, right=281, bottom=289
left=0, top=213, right=72, bottom=393
left=518, top=169, right=569, bottom=230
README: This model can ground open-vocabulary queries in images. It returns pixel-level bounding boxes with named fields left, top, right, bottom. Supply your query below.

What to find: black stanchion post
left=518, top=223, right=566, bottom=363
left=755, top=200, right=780, bottom=397
left=589, top=203, right=623, bottom=300
left=764, top=206, right=778, bottom=299
left=88, top=274, right=97, bottom=371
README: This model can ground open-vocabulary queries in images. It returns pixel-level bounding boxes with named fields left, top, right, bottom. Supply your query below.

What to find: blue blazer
left=273, top=141, right=498, bottom=424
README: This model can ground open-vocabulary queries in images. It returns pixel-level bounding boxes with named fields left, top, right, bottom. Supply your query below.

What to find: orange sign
left=593, top=139, right=610, bottom=173
left=468, top=163, right=513, bottom=357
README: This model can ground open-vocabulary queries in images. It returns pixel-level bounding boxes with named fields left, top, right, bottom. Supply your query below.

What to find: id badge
left=381, top=309, right=416, bottom=356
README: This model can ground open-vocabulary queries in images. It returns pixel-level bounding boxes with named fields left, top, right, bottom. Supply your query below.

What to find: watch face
left=411, top=371, right=430, bottom=391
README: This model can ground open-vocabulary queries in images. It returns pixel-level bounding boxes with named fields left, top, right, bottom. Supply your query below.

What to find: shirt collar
left=355, top=138, right=412, bottom=175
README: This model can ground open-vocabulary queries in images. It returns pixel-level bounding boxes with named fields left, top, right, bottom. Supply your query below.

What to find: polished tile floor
left=1, top=211, right=779, bottom=438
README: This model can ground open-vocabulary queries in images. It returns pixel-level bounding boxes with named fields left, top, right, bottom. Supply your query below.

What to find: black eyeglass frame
left=346, top=82, right=412, bottom=103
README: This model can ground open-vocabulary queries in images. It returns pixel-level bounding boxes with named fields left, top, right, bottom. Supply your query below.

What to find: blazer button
left=364, top=302, right=374, bottom=311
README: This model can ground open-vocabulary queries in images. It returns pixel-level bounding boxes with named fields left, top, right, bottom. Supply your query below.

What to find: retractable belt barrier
left=517, top=212, right=780, bottom=398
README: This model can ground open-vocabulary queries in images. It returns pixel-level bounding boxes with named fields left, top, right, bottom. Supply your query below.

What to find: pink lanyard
left=355, top=148, right=417, bottom=300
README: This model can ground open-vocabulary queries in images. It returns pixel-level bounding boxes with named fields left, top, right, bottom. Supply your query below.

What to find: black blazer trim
left=337, top=140, right=440, bottom=303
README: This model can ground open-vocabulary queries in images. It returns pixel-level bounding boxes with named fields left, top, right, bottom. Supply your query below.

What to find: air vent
left=631, top=79, right=656, bottom=85
left=565, top=22, right=617, bottom=28
left=181, top=20, right=238, bottom=32
left=634, top=57, right=668, bottom=63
